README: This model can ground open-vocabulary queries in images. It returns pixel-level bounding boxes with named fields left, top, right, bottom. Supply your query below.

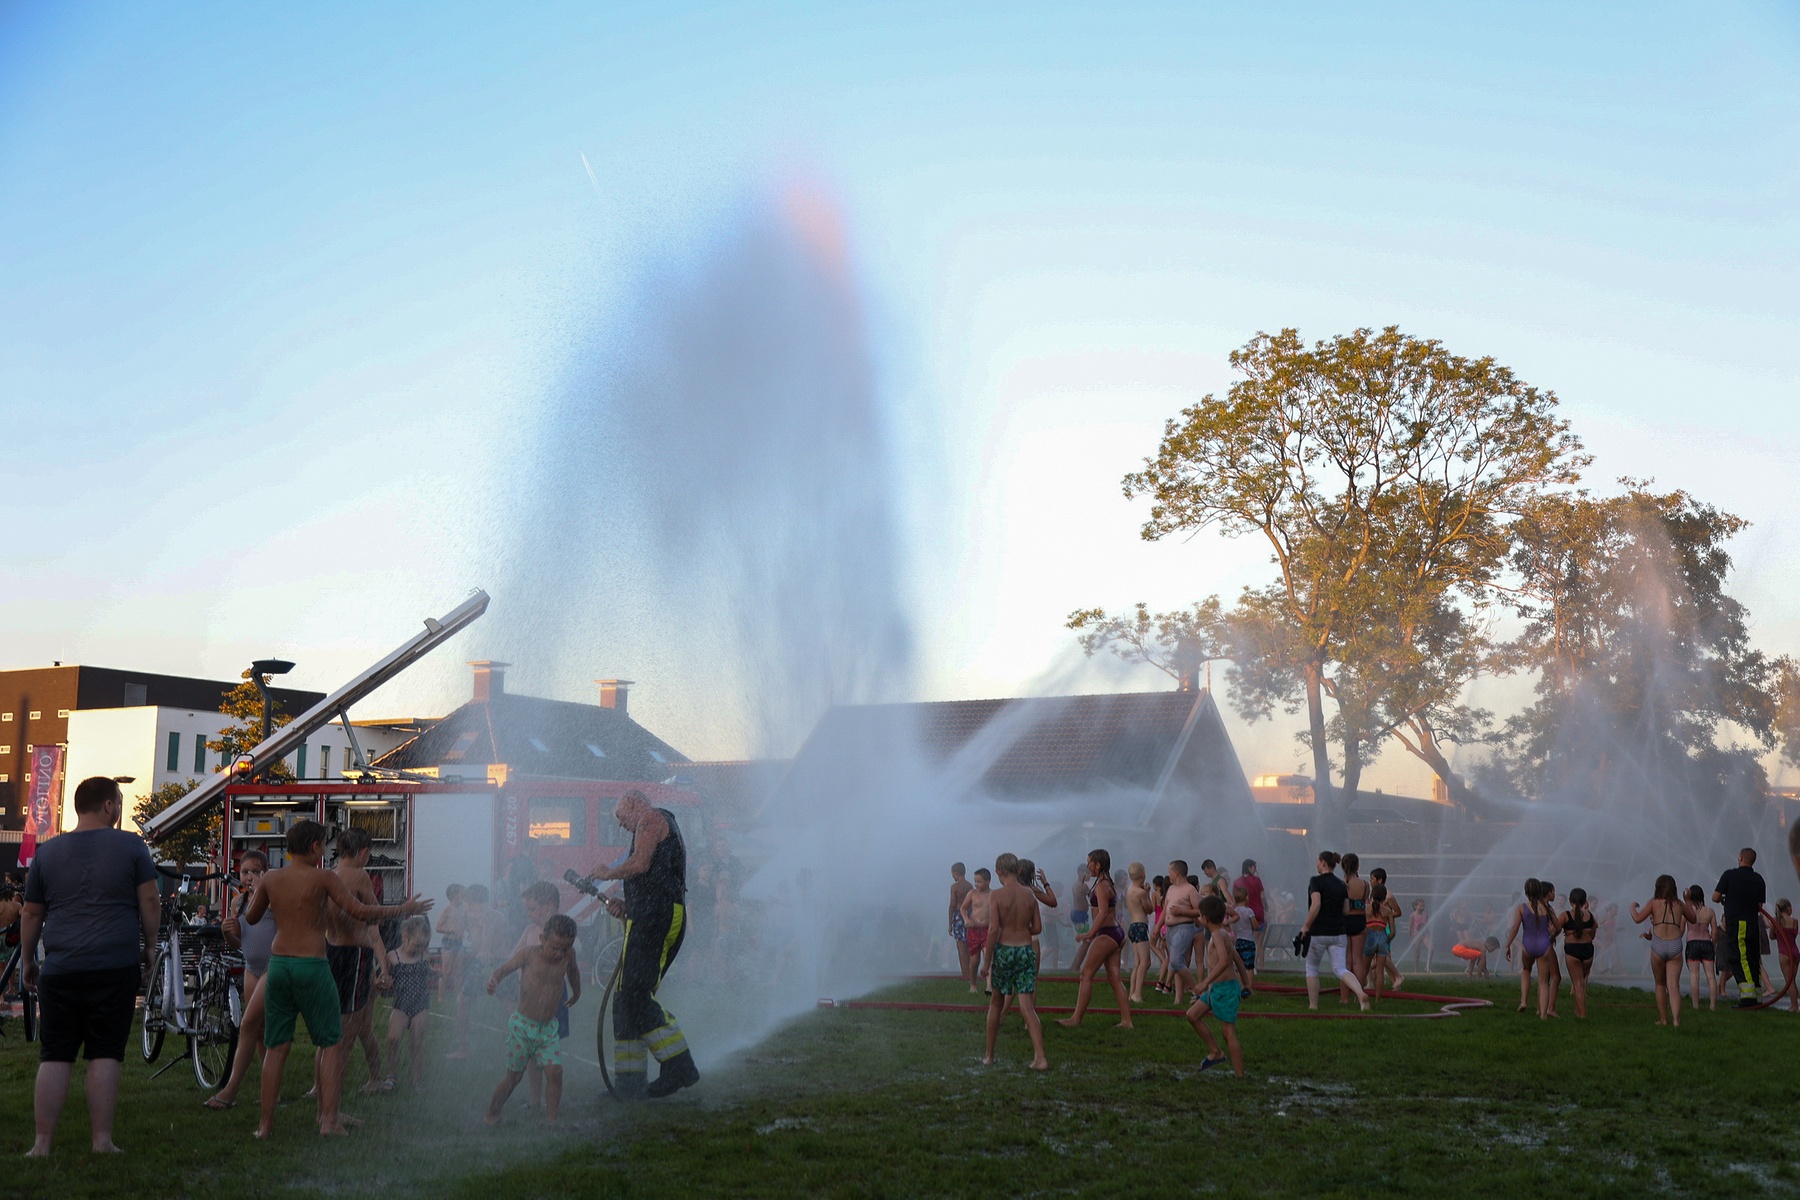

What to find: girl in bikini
left=1057, top=849, right=1134, bottom=1029
left=1630, top=874, right=1689, bottom=1027
left=1683, top=884, right=1718, bottom=1012
left=1764, top=899, right=1800, bottom=1012
left=1560, top=887, right=1597, bottom=1018
left=1407, top=898, right=1432, bottom=972
left=1504, top=879, right=1560, bottom=1019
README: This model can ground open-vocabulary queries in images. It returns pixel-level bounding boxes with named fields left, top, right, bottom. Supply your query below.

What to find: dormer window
left=528, top=737, right=550, bottom=753
left=585, top=743, right=607, bottom=759
left=443, top=730, right=479, bottom=762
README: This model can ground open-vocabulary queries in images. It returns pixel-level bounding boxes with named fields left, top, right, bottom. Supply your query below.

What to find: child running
left=485, top=914, right=582, bottom=1125
left=982, top=853, right=1047, bottom=1070
left=959, top=869, right=994, bottom=994
left=383, top=916, right=435, bottom=1091
left=1186, top=894, right=1253, bottom=1076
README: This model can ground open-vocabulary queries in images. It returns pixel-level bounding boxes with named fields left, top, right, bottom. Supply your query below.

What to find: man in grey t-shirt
left=21, top=776, right=160, bottom=1156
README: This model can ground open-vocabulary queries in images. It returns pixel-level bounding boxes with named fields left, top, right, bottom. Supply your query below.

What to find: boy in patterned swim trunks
left=1186, top=895, right=1252, bottom=1077
left=949, top=863, right=973, bottom=986
left=485, top=913, right=582, bottom=1124
left=982, top=854, right=1047, bottom=1070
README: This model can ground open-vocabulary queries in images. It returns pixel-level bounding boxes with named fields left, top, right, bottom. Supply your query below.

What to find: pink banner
left=19, top=745, right=65, bottom=867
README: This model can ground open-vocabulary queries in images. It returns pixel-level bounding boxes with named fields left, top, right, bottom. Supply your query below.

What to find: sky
left=3, top=2, right=1798, bottom=789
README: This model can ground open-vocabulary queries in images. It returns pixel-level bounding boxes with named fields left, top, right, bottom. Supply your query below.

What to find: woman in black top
left=1299, top=851, right=1369, bottom=1012
left=1561, top=887, right=1597, bottom=1019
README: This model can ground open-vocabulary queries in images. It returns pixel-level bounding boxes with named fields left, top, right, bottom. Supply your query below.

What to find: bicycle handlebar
left=155, top=865, right=226, bottom=882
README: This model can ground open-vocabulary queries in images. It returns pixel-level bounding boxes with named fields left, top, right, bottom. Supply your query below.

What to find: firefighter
left=585, top=789, right=696, bottom=1099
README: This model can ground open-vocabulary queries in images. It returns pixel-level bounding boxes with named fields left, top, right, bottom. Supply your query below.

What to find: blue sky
left=3, top=3, right=1797, bottom=785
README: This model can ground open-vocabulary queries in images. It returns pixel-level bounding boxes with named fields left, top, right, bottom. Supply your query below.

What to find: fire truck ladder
left=141, top=589, right=491, bottom=843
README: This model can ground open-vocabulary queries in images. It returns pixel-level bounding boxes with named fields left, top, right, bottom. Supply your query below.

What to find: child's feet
left=1028, top=1057, right=1048, bottom=1071
left=1055, top=1017, right=1079, bottom=1028
left=483, top=1110, right=502, bottom=1126
left=1198, top=1055, right=1226, bottom=1071
left=980, top=1055, right=993, bottom=1066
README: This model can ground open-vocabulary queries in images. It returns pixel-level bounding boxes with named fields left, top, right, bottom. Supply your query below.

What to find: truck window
left=527, top=797, right=586, bottom=846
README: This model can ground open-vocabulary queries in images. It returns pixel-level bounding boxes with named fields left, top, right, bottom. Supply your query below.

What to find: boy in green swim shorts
left=486, top=913, right=582, bottom=1124
left=244, top=819, right=432, bottom=1138
left=1186, top=895, right=1252, bottom=1077
left=982, top=854, right=1048, bottom=1071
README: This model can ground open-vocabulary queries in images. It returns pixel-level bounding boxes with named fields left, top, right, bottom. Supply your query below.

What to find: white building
left=63, top=708, right=421, bottom=834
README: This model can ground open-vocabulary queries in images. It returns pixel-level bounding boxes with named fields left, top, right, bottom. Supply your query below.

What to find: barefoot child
left=436, top=884, right=466, bottom=1003
left=1231, top=884, right=1258, bottom=993
left=1126, top=863, right=1152, bottom=1004
left=1018, top=857, right=1058, bottom=970
left=507, top=881, right=570, bottom=1107
left=485, top=914, right=583, bottom=1124
left=243, top=820, right=430, bottom=1138
left=982, top=854, right=1047, bottom=1070
left=1186, top=894, right=1252, bottom=1076
left=959, top=869, right=994, bottom=993
left=383, top=917, right=434, bottom=1090
left=1406, top=898, right=1431, bottom=972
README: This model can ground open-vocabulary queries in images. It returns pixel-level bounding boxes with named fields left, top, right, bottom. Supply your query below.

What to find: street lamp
left=249, top=659, right=295, bottom=744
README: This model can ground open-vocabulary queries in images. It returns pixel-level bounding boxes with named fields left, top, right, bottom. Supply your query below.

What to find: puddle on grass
left=756, top=1117, right=821, bottom=1135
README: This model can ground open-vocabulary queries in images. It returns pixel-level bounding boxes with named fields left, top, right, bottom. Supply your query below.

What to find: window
left=648, top=750, right=668, bottom=764
left=320, top=745, right=332, bottom=779
left=527, top=736, right=549, bottom=753
left=28, top=711, right=40, bottom=720
left=527, top=797, right=586, bottom=846
left=584, top=742, right=607, bottom=759
left=0, top=774, right=8, bottom=783
left=0, top=713, right=10, bottom=721
left=194, top=733, right=207, bottom=774
left=167, top=731, right=180, bottom=772
left=444, top=730, right=479, bottom=762
left=0, top=746, right=10, bottom=756
left=296, top=745, right=308, bottom=779
left=56, top=709, right=70, bottom=718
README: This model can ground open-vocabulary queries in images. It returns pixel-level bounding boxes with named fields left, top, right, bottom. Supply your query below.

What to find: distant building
left=374, top=662, right=689, bottom=785
left=1250, top=771, right=1453, bottom=835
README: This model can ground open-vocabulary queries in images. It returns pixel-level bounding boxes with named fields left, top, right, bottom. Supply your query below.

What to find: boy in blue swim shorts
left=1186, top=895, right=1252, bottom=1077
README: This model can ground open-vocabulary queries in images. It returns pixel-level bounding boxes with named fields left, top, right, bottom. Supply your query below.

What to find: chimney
left=470, top=661, right=510, bottom=704
left=595, top=679, right=633, bottom=715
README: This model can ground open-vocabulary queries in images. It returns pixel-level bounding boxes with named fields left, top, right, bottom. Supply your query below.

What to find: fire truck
left=142, top=591, right=700, bottom=924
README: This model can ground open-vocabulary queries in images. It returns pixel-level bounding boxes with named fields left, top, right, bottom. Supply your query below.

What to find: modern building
left=373, top=662, right=690, bottom=786
left=0, top=664, right=424, bottom=841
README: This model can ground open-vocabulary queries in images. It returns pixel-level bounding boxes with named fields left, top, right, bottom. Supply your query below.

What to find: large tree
left=132, top=779, right=212, bottom=867
left=1501, top=484, right=1775, bottom=806
left=1122, top=326, right=1584, bottom=841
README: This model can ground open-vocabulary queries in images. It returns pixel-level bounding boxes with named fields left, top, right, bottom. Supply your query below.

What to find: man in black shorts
left=1714, top=847, right=1769, bottom=1008
left=20, top=776, right=160, bottom=1155
left=586, top=790, right=696, bottom=1100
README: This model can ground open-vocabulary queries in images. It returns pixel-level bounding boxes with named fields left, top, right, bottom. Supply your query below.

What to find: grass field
left=6, top=970, right=1799, bottom=1199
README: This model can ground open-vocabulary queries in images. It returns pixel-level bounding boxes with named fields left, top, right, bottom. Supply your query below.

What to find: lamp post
left=248, top=659, right=294, bottom=778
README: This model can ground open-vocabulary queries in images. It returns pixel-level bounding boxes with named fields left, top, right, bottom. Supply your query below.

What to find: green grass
left=6, top=972, right=1800, bottom=1198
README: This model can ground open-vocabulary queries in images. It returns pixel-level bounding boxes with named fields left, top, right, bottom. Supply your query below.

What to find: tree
left=133, top=780, right=214, bottom=867
left=1066, top=598, right=1229, bottom=691
left=1123, top=327, right=1584, bottom=841
left=209, top=671, right=296, bottom=785
left=1503, top=484, right=1775, bottom=807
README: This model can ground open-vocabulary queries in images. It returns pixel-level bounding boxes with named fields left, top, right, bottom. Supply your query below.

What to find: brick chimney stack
left=470, top=661, right=510, bottom=703
left=596, top=679, right=633, bottom=715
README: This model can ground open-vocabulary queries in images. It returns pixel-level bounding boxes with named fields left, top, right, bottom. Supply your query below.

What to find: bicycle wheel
left=141, top=948, right=168, bottom=1063
left=190, top=965, right=238, bottom=1089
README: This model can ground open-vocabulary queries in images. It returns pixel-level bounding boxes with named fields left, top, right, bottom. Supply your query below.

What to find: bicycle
left=0, top=924, right=39, bottom=1042
left=141, top=866, right=242, bottom=1088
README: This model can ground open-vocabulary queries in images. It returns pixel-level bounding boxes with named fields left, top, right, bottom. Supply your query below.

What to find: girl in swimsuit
left=1504, top=879, right=1560, bottom=1019
left=1539, top=882, right=1563, bottom=1017
left=1764, top=899, right=1800, bottom=1013
left=1367, top=868, right=1405, bottom=993
left=1150, top=876, right=1172, bottom=995
left=1683, top=884, right=1718, bottom=1012
left=1630, top=874, right=1689, bottom=1027
left=1407, top=899, right=1432, bottom=972
left=1560, top=887, right=1597, bottom=1019
left=1341, top=853, right=1370, bottom=1006
left=1057, top=849, right=1134, bottom=1030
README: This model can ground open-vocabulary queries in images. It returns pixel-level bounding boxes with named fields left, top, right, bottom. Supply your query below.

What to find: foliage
left=1065, top=598, right=1228, bottom=690
left=131, top=778, right=212, bottom=866
left=1120, top=326, right=1583, bottom=834
left=209, top=670, right=297, bottom=784
left=1502, top=484, right=1775, bottom=804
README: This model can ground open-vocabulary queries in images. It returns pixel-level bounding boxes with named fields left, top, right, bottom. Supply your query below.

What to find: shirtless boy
left=323, top=827, right=392, bottom=1096
left=1163, top=862, right=1201, bottom=1006
left=949, top=863, right=973, bottom=986
left=1186, top=894, right=1253, bottom=1076
left=959, top=869, right=994, bottom=993
left=982, top=854, right=1047, bottom=1071
left=485, top=913, right=583, bottom=1124
left=242, top=820, right=430, bottom=1138
left=1125, top=863, right=1152, bottom=1003
left=1018, top=857, right=1057, bottom=969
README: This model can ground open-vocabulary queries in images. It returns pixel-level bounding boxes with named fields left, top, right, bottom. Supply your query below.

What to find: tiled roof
left=373, top=693, right=687, bottom=782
